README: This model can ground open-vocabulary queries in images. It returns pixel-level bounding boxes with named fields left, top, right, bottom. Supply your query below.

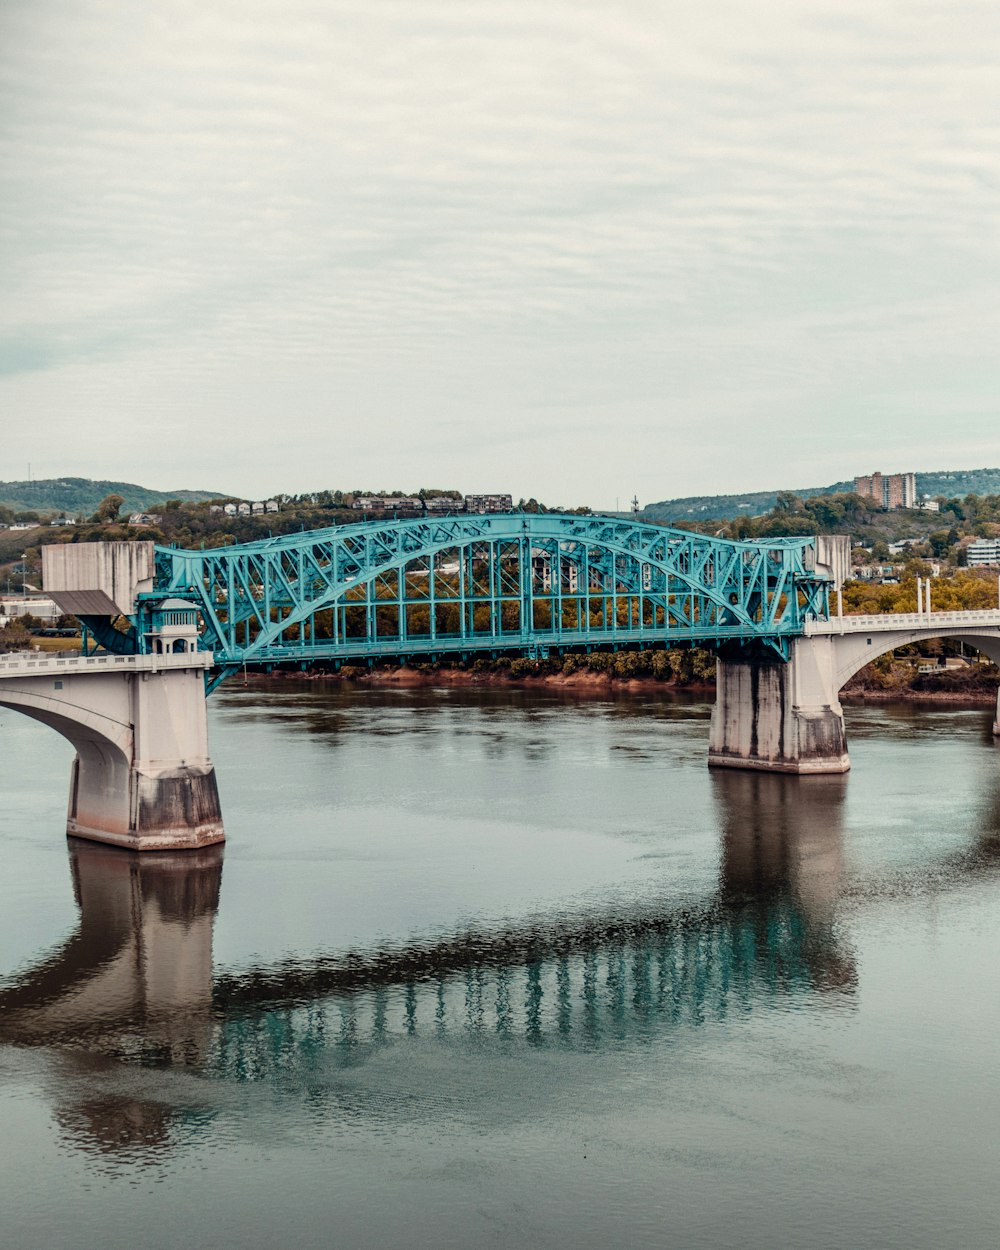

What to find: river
left=2, top=682, right=1000, bottom=1249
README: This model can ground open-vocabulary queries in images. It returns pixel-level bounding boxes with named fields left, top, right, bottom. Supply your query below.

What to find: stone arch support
left=828, top=628, right=1000, bottom=690
left=826, top=624, right=1000, bottom=744
left=0, top=656, right=224, bottom=851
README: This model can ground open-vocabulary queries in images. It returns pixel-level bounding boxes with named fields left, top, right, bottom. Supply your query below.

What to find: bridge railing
left=805, top=609, right=1000, bottom=635
left=0, top=650, right=214, bottom=677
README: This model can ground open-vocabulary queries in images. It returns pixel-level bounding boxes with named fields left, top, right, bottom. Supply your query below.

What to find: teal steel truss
left=108, top=514, right=832, bottom=687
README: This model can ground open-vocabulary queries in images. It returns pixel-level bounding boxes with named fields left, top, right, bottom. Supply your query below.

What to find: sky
left=1, top=1, right=998, bottom=509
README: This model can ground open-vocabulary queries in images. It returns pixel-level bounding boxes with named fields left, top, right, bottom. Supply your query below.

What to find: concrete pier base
left=994, top=686, right=1000, bottom=738
left=709, top=636, right=850, bottom=774
left=67, top=759, right=225, bottom=851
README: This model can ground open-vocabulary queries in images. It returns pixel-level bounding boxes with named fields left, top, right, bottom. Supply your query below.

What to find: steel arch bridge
left=86, top=514, right=833, bottom=689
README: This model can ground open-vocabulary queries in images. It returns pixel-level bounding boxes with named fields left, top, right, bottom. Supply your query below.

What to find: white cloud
left=1, top=1, right=998, bottom=503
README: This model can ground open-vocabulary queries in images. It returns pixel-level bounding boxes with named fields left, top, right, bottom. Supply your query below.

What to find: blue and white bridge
left=0, top=513, right=994, bottom=850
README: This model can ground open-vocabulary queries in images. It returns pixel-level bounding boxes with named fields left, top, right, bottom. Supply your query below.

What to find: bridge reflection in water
left=5, top=772, right=999, bottom=1160
left=214, top=774, right=856, bottom=1069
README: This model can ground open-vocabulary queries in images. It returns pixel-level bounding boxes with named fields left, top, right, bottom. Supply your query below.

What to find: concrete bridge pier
left=66, top=659, right=224, bottom=851
left=19, top=542, right=228, bottom=851
left=0, top=652, right=225, bottom=851
left=709, top=636, right=850, bottom=774
left=994, top=686, right=1000, bottom=738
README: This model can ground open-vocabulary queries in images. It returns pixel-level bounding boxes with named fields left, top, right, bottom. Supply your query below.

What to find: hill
left=642, top=468, right=1000, bottom=522
left=0, top=477, right=225, bottom=516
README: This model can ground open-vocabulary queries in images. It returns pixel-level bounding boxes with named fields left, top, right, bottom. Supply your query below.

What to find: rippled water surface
left=3, top=682, right=1000, bottom=1249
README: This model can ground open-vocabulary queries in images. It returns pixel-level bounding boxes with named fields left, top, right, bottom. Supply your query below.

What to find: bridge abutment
left=709, top=636, right=850, bottom=774
left=67, top=660, right=225, bottom=852
left=1, top=653, right=225, bottom=852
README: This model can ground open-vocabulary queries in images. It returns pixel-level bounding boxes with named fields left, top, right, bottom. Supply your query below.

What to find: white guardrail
left=0, top=650, right=214, bottom=676
left=805, top=610, right=1000, bottom=636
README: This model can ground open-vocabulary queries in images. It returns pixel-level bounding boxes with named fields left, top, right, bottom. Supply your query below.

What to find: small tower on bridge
left=144, top=598, right=200, bottom=655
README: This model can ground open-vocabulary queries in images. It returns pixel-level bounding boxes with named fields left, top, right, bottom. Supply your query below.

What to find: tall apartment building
left=853, top=470, right=917, bottom=511
left=853, top=472, right=884, bottom=505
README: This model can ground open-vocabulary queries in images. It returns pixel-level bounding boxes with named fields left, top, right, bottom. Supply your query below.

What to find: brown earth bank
left=240, top=665, right=716, bottom=695
left=237, top=661, right=998, bottom=705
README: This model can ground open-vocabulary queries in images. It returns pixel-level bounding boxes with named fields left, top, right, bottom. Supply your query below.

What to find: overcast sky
left=1, top=1, right=998, bottom=508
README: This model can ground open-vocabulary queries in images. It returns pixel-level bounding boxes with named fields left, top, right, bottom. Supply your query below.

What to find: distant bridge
left=0, top=516, right=994, bottom=850
left=75, top=513, right=838, bottom=679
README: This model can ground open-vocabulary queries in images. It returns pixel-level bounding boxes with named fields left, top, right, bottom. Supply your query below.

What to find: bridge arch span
left=827, top=625, right=1000, bottom=690
left=150, top=514, right=831, bottom=668
left=0, top=683, right=135, bottom=839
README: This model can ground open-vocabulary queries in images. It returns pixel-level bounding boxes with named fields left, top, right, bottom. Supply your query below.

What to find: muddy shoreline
left=238, top=664, right=998, bottom=706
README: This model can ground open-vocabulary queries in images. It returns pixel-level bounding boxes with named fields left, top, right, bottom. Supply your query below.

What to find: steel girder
left=141, top=514, right=829, bottom=677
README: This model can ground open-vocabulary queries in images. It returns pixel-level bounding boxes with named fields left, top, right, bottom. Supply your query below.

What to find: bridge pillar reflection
left=709, top=635, right=851, bottom=774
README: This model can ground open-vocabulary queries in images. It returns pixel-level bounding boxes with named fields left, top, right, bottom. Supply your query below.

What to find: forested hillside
left=0, top=477, right=222, bottom=515
left=643, top=468, right=1000, bottom=522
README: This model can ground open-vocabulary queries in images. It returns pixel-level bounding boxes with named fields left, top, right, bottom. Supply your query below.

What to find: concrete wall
left=43, top=541, right=155, bottom=617
left=804, top=535, right=852, bottom=591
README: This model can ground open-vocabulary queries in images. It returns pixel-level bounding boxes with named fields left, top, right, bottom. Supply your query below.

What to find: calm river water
left=2, top=682, right=1000, bottom=1249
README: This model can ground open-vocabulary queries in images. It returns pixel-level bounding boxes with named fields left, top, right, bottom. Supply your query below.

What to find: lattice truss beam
left=148, top=514, right=830, bottom=666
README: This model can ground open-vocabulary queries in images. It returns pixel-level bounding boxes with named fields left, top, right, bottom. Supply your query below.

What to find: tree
left=90, top=494, right=125, bottom=524
left=774, top=491, right=803, bottom=514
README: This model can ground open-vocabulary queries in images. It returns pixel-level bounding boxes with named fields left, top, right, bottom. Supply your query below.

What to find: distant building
left=224, top=503, right=237, bottom=516
left=251, top=501, right=265, bottom=514
left=531, top=551, right=579, bottom=592
left=854, top=471, right=917, bottom=511
left=265, top=500, right=279, bottom=513
left=885, top=472, right=917, bottom=510
left=127, top=512, right=159, bottom=527
left=237, top=502, right=251, bottom=516
left=423, top=496, right=458, bottom=513
left=464, top=494, right=513, bottom=514
left=853, top=472, right=883, bottom=505
left=0, top=596, right=60, bottom=625
left=351, top=495, right=421, bottom=512
left=967, top=538, right=1000, bottom=567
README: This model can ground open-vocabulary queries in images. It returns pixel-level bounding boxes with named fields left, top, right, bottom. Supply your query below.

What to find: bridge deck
left=805, top=609, right=1000, bottom=636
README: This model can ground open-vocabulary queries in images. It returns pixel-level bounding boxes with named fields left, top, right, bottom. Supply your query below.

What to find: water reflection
left=0, top=771, right=877, bottom=1161
left=6, top=759, right=1000, bottom=1164
left=0, top=840, right=221, bottom=1056
left=216, top=680, right=713, bottom=758
left=0, top=841, right=222, bottom=1158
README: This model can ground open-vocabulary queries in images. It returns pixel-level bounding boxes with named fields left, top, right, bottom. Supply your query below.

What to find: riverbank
left=241, top=659, right=998, bottom=705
